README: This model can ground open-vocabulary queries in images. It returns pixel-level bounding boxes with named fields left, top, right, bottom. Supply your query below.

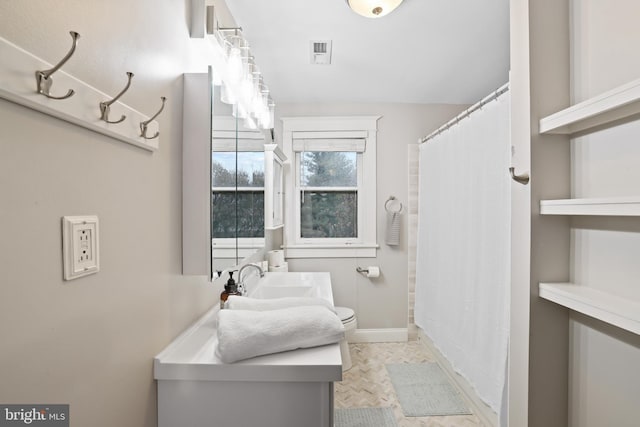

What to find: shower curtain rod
left=420, top=82, right=509, bottom=144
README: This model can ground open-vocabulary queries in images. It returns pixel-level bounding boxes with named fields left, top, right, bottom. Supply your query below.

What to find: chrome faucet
left=237, top=263, right=265, bottom=296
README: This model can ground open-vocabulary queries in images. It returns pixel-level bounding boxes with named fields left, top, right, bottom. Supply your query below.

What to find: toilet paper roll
left=268, top=262, right=288, bottom=272
left=366, top=266, right=380, bottom=278
left=267, top=250, right=285, bottom=267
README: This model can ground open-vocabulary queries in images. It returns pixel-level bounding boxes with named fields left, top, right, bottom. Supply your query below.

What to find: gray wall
left=0, top=2, right=224, bottom=426
left=569, top=1, right=640, bottom=425
left=0, top=3, right=467, bottom=427
left=274, top=103, right=466, bottom=330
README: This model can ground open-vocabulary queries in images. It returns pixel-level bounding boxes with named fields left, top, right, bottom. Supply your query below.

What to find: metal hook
left=99, top=72, right=134, bottom=124
left=35, top=31, right=80, bottom=100
left=140, top=97, right=166, bottom=140
left=509, top=167, right=530, bottom=185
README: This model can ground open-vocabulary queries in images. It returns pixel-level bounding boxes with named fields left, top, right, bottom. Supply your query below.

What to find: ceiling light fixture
left=346, top=0, right=404, bottom=18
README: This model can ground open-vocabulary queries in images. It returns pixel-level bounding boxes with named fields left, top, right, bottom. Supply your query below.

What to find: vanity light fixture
left=219, top=28, right=274, bottom=129
left=224, top=31, right=245, bottom=85
left=206, top=13, right=275, bottom=130
left=345, top=0, right=404, bottom=18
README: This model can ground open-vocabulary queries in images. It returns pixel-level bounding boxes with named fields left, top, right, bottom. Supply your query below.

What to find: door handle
left=509, top=167, right=530, bottom=185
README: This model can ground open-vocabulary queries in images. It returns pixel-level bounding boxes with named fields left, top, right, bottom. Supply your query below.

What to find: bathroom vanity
left=154, top=272, right=342, bottom=427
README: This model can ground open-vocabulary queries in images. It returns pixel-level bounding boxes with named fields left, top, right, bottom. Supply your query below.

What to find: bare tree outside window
left=212, top=152, right=265, bottom=239
left=300, top=152, right=357, bottom=238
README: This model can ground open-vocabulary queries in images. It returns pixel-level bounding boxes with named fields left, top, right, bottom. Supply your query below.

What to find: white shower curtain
left=415, top=90, right=510, bottom=414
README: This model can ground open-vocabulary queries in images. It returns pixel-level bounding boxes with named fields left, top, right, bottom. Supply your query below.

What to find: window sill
left=282, top=244, right=378, bottom=258
left=265, top=224, right=284, bottom=231
left=213, top=248, right=263, bottom=259
left=212, top=239, right=265, bottom=249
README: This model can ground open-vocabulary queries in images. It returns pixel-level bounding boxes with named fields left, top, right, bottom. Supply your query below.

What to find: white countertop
left=154, top=272, right=343, bottom=383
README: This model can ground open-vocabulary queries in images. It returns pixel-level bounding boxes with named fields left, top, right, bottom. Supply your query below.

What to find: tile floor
left=334, top=341, right=485, bottom=427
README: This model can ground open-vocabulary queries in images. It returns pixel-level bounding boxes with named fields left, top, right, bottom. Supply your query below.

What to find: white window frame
left=294, top=143, right=363, bottom=245
left=282, top=116, right=380, bottom=258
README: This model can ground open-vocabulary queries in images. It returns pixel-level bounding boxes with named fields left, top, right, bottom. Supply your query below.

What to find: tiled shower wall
left=407, top=143, right=420, bottom=331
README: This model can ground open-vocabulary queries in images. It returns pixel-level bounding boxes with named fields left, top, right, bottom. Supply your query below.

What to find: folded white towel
left=225, top=295, right=336, bottom=313
left=216, top=305, right=344, bottom=363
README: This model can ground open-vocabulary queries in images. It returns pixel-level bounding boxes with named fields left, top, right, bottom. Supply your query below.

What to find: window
left=211, top=133, right=265, bottom=260
left=211, top=151, right=265, bottom=239
left=296, top=148, right=361, bottom=241
left=282, top=116, right=380, bottom=258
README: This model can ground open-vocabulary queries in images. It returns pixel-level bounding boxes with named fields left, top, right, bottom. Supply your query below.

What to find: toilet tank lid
left=335, top=306, right=355, bottom=322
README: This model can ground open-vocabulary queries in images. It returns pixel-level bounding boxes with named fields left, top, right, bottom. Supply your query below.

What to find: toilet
left=335, top=306, right=357, bottom=371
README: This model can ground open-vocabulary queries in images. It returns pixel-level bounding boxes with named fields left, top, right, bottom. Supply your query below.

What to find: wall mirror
left=183, top=67, right=283, bottom=280
left=211, top=104, right=266, bottom=272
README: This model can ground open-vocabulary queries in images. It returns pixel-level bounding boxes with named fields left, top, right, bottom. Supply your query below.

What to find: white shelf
left=539, top=77, right=640, bottom=135
left=0, top=36, right=160, bottom=151
left=539, top=283, right=640, bottom=335
left=540, top=196, right=640, bottom=216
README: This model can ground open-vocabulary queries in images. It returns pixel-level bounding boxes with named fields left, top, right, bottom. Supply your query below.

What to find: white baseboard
left=417, top=329, right=498, bottom=427
left=350, top=328, right=408, bottom=343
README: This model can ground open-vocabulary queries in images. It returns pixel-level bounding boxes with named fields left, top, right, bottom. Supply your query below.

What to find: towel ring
left=384, top=196, right=403, bottom=214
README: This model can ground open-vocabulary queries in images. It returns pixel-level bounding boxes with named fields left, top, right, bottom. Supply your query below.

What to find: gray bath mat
left=334, top=407, right=398, bottom=427
left=386, top=363, right=471, bottom=417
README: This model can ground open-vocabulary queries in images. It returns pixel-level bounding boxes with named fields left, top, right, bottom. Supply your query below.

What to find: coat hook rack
left=35, top=31, right=80, bottom=100
left=100, top=72, right=134, bottom=124
left=140, top=96, right=166, bottom=140
left=2, top=35, right=160, bottom=151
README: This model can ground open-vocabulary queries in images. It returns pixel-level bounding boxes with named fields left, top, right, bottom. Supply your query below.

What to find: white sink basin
left=247, top=272, right=334, bottom=304
left=251, top=285, right=314, bottom=299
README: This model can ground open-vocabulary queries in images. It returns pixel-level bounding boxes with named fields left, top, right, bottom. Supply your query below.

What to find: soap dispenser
left=220, top=271, right=240, bottom=309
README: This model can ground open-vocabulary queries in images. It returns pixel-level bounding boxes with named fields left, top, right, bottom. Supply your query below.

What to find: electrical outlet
left=62, top=215, right=99, bottom=280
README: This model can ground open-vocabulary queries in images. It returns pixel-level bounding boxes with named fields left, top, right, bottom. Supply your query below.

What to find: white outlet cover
left=62, top=215, right=100, bottom=280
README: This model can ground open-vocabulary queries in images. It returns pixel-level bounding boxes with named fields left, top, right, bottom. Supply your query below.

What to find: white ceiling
left=224, top=0, right=510, bottom=105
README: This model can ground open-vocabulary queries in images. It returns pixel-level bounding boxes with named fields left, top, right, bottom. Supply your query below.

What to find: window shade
left=292, top=138, right=366, bottom=153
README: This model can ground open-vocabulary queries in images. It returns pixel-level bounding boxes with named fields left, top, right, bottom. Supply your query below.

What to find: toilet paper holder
left=356, top=266, right=380, bottom=277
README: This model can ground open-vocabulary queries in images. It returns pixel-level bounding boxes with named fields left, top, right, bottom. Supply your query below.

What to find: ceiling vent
left=310, top=40, right=332, bottom=65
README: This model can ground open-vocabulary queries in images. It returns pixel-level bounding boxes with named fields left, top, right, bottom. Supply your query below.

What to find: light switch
left=62, top=215, right=99, bottom=280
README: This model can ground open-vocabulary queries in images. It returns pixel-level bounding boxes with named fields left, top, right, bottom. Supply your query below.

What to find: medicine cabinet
left=183, top=68, right=268, bottom=279
left=182, top=67, right=283, bottom=280
left=264, top=144, right=287, bottom=230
